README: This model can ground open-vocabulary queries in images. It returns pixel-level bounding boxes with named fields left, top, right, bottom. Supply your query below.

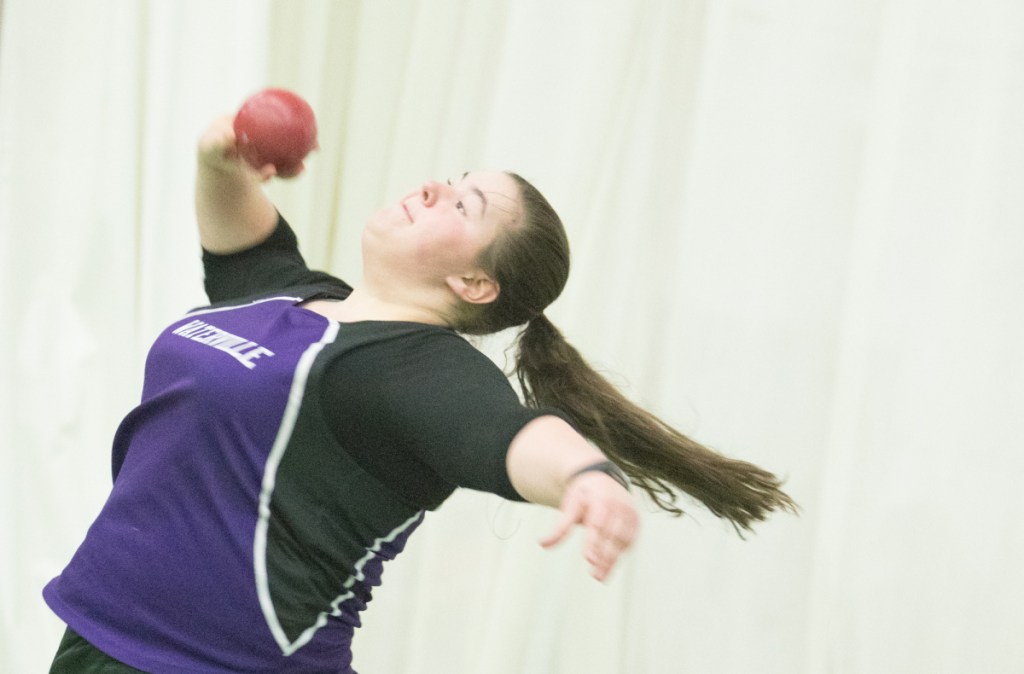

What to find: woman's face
left=363, top=170, right=522, bottom=287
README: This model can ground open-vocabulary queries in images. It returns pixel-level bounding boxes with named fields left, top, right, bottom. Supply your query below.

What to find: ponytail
left=515, top=314, right=797, bottom=533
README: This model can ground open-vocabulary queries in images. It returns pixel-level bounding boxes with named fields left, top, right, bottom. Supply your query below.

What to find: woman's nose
left=420, top=180, right=451, bottom=207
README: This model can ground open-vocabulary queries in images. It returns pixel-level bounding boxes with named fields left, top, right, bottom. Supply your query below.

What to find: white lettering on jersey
left=172, top=319, right=276, bottom=370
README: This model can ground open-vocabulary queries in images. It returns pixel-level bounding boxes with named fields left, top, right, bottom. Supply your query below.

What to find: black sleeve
left=321, top=326, right=568, bottom=506
left=201, top=213, right=352, bottom=303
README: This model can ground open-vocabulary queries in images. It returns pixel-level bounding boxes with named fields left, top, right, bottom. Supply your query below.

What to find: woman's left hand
left=539, top=472, right=639, bottom=581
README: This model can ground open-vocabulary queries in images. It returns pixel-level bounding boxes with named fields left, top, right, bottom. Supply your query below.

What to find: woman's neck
left=310, top=286, right=451, bottom=326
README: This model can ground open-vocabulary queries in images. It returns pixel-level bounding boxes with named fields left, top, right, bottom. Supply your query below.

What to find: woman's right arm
left=195, top=115, right=279, bottom=254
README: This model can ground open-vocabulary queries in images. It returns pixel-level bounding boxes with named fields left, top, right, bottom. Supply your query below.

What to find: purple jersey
left=45, top=297, right=420, bottom=672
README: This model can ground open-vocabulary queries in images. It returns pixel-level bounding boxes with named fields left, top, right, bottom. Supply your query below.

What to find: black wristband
left=569, top=460, right=630, bottom=490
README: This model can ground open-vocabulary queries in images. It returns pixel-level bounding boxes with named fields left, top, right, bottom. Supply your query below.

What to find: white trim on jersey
left=252, top=317, right=340, bottom=654
left=282, top=510, right=424, bottom=656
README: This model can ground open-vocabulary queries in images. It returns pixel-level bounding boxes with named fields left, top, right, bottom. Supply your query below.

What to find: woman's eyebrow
left=458, top=172, right=488, bottom=216
left=471, top=187, right=488, bottom=216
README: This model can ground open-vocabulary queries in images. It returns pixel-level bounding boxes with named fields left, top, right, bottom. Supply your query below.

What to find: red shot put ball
left=233, top=88, right=318, bottom=177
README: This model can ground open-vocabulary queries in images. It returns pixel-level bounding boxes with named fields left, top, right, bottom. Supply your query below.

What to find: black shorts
left=50, top=627, right=147, bottom=673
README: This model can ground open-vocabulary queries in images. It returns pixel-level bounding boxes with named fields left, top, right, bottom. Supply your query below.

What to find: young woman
left=44, top=117, right=795, bottom=673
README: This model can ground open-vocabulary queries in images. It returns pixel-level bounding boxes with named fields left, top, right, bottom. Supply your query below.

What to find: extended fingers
left=539, top=495, right=584, bottom=549
left=584, top=502, right=638, bottom=581
left=541, top=478, right=639, bottom=581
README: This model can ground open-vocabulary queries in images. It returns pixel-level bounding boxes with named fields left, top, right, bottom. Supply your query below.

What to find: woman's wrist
left=568, top=460, right=630, bottom=490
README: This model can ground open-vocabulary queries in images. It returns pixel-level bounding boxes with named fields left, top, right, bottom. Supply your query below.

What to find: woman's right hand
left=197, top=115, right=277, bottom=182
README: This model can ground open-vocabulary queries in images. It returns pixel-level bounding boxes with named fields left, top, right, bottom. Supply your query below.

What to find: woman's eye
left=456, top=201, right=466, bottom=215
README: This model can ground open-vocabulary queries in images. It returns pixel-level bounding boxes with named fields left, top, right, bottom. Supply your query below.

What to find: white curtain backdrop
left=2, top=1, right=1022, bottom=672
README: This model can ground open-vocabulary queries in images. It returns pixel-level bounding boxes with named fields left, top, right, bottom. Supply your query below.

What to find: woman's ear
left=446, top=272, right=500, bottom=305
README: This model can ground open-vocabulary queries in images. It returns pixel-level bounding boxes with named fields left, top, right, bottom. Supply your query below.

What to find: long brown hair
left=453, top=173, right=796, bottom=533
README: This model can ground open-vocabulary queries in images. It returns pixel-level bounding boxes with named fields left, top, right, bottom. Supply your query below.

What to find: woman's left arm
left=506, top=416, right=639, bottom=581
